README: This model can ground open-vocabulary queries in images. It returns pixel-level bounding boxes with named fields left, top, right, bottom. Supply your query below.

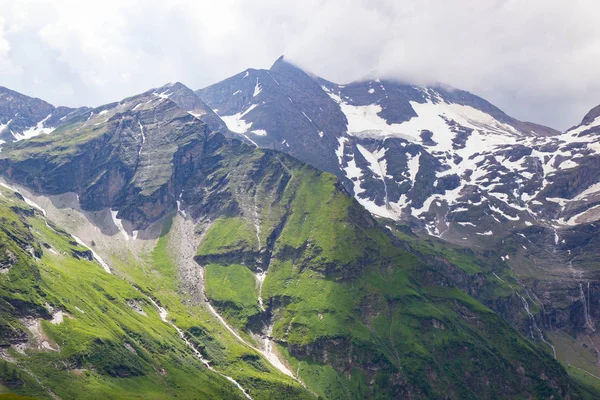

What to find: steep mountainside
left=196, top=57, right=348, bottom=176
left=152, top=82, right=230, bottom=137
left=196, top=56, right=567, bottom=233
left=0, top=83, right=228, bottom=149
left=198, top=58, right=600, bottom=382
left=0, top=83, right=592, bottom=398
left=197, top=58, right=600, bottom=243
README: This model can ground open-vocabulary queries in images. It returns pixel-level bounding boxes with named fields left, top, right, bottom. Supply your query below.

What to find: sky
left=0, top=0, right=599, bottom=130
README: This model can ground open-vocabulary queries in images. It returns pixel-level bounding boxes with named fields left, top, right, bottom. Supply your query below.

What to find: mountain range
left=198, top=56, right=600, bottom=382
left=0, top=57, right=598, bottom=399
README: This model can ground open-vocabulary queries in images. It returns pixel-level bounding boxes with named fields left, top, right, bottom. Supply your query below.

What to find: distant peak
left=582, top=104, right=600, bottom=125
left=153, top=82, right=195, bottom=96
left=269, top=55, right=304, bottom=73
left=270, top=55, right=286, bottom=69
left=158, top=81, right=185, bottom=90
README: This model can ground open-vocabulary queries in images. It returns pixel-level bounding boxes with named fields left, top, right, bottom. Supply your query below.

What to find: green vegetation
left=194, top=158, right=583, bottom=399
left=0, top=188, right=308, bottom=399
left=0, top=189, right=245, bottom=399
left=0, top=395, right=37, bottom=400
left=566, top=365, right=600, bottom=400
left=205, top=263, right=260, bottom=329
left=102, top=213, right=310, bottom=399
left=197, top=217, right=259, bottom=256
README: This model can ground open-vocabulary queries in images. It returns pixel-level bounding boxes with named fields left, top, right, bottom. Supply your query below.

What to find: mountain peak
left=152, top=81, right=193, bottom=96
left=269, top=55, right=286, bottom=69
left=269, top=55, right=305, bottom=75
left=582, top=103, right=600, bottom=125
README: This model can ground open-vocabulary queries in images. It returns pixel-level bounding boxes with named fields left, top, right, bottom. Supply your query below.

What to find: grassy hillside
left=0, top=186, right=309, bottom=399
left=195, top=162, right=582, bottom=399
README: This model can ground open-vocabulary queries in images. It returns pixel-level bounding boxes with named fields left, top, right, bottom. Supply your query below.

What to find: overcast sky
left=0, top=0, right=598, bottom=130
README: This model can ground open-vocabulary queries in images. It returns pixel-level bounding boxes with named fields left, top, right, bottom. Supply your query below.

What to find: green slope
left=195, top=162, right=580, bottom=399
left=0, top=187, right=308, bottom=399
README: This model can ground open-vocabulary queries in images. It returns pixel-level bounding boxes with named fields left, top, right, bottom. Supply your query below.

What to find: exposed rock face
left=196, top=57, right=571, bottom=232
left=152, top=82, right=230, bottom=136
left=0, top=87, right=217, bottom=229
left=196, top=56, right=349, bottom=176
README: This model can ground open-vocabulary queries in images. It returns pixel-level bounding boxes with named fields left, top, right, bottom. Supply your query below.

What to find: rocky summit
left=0, top=61, right=598, bottom=399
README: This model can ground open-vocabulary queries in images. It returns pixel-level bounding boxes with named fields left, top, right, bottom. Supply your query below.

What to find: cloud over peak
left=0, top=0, right=599, bottom=130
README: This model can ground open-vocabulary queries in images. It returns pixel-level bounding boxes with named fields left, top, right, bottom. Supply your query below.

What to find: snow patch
left=153, top=90, right=171, bottom=99
left=219, top=104, right=258, bottom=134
left=335, top=137, right=347, bottom=165
left=137, top=122, right=145, bottom=158
left=111, top=210, right=129, bottom=240
left=253, top=79, right=262, bottom=97
left=13, top=114, right=54, bottom=141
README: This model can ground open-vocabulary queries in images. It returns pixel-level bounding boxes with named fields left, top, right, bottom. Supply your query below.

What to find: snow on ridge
left=337, top=141, right=405, bottom=220
left=489, top=204, right=520, bottom=221
left=565, top=115, right=600, bottom=136
left=406, top=152, right=421, bottom=187
left=0, top=119, right=12, bottom=133
left=344, top=155, right=364, bottom=196
left=153, top=90, right=171, bottom=99
left=13, top=114, right=55, bottom=141
left=336, top=137, right=348, bottom=165
left=188, top=111, right=206, bottom=119
left=457, top=221, right=476, bottom=227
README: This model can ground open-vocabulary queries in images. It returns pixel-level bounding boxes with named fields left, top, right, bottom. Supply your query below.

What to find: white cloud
left=0, top=0, right=598, bottom=130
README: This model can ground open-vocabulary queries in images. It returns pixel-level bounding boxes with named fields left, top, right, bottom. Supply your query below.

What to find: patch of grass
left=276, top=169, right=364, bottom=269
left=197, top=217, right=259, bottom=256
left=205, top=263, right=260, bottom=329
